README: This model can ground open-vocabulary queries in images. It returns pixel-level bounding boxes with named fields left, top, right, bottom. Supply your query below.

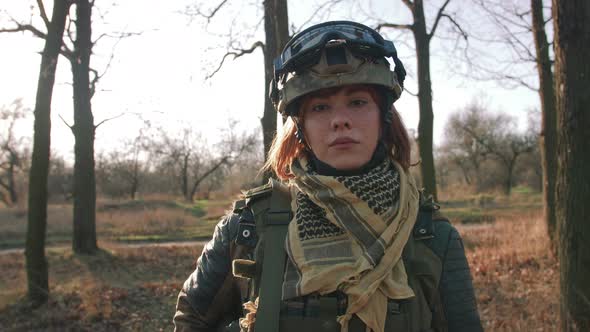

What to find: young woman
left=174, top=21, right=482, bottom=332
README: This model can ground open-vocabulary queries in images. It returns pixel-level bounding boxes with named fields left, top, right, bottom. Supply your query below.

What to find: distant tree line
left=436, top=100, right=540, bottom=196
left=1, top=97, right=540, bottom=206
left=0, top=107, right=262, bottom=205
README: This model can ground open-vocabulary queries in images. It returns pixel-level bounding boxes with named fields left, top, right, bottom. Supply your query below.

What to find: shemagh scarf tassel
left=284, top=157, right=420, bottom=332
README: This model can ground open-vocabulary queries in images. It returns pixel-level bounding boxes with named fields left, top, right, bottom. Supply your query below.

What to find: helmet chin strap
left=293, top=118, right=314, bottom=153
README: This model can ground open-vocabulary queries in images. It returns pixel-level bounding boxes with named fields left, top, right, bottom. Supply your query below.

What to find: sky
left=0, top=0, right=541, bottom=162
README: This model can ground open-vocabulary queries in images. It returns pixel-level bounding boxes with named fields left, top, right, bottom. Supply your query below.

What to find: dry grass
left=0, top=191, right=558, bottom=331
left=0, top=243, right=203, bottom=331
left=0, top=196, right=236, bottom=249
left=457, top=210, right=558, bottom=331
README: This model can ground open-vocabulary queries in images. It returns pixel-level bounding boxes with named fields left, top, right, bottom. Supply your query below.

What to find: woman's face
left=301, top=86, right=381, bottom=171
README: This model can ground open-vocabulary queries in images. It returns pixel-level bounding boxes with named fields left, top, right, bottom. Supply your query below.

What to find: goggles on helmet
left=274, top=21, right=398, bottom=80
left=270, top=21, right=406, bottom=117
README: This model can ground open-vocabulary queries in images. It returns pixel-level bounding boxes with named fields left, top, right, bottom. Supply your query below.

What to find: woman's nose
left=330, top=107, right=351, bottom=130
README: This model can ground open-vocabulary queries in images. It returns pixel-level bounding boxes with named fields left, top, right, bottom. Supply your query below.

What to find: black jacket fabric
left=174, top=208, right=483, bottom=332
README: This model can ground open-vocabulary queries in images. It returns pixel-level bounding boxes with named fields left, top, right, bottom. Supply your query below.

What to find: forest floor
left=0, top=188, right=558, bottom=331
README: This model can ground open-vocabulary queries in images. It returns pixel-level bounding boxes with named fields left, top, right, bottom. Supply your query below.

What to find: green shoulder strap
left=253, top=179, right=292, bottom=332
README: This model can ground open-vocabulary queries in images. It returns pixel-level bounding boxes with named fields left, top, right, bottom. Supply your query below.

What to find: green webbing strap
left=255, top=179, right=292, bottom=332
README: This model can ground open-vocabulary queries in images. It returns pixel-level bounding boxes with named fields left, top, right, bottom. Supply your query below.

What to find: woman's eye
left=311, top=104, right=330, bottom=112
left=350, top=99, right=368, bottom=107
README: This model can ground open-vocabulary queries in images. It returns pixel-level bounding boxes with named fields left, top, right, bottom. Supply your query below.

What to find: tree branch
left=476, top=0, right=533, bottom=32
left=428, top=0, right=452, bottom=40
left=189, top=156, right=229, bottom=198
left=186, top=0, right=230, bottom=23
left=59, top=114, right=74, bottom=133
left=499, top=74, right=538, bottom=91
left=36, top=0, right=51, bottom=29
left=89, top=68, right=99, bottom=98
left=401, top=0, right=414, bottom=10
left=0, top=177, right=10, bottom=191
left=295, top=0, right=344, bottom=33
left=95, top=113, right=126, bottom=129
left=0, top=20, right=76, bottom=60
left=440, top=14, right=468, bottom=41
left=403, top=86, right=418, bottom=97
left=0, top=22, right=46, bottom=39
left=376, top=22, right=413, bottom=32
left=205, top=41, right=264, bottom=80
left=64, top=17, right=76, bottom=55
left=205, top=0, right=229, bottom=21
left=92, top=31, right=143, bottom=46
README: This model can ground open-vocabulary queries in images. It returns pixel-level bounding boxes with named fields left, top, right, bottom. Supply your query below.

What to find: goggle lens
left=276, top=21, right=396, bottom=76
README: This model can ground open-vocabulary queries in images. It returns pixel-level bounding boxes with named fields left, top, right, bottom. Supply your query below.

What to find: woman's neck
left=308, top=142, right=387, bottom=176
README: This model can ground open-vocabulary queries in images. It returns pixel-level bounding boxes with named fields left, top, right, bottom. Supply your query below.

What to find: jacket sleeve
left=438, top=224, right=483, bottom=332
left=173, top=213, right=242, bottom=332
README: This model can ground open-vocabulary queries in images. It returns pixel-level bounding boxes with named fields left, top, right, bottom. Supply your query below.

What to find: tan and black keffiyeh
left=283, top=157, right=420, bottom=332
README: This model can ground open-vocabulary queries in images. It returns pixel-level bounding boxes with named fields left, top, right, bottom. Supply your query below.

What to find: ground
left=0, top=189, right=558, bottom=331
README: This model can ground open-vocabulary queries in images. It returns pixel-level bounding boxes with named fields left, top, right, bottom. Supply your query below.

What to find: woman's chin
left=324, top=158, right=369, bottom=171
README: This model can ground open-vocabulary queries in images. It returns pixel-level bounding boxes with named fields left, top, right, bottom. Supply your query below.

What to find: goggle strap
left=393, top=57, right=406, bottom=88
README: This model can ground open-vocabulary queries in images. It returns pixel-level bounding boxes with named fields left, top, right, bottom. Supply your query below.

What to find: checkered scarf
left=284, top=157, right=419, bottom=332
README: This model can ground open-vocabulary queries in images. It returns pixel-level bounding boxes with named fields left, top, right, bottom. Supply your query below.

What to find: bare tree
left=470, top=0, right=559, bottom=253
left=531, top=0, right=558, bottom=251
left=377, top=0, right=467, bottom=200
left=444, top=102, right=536, bottom=195
left=517, top=109, right=543, bottom=192
left=261, top=0, right=289, bottom=181
left=2, top=2, right=139, bottom=254
left=198, top=165, right=226, bottom=199
left=96, top=125, right=149, bottom=200
left=25, top=0, right=71, bottom=305
left=0, top=99, right=28, bottom=206
left=441, top=101, right=491, bottom=190
left=553, top=0, right=590, bottom=329
left=61, top=1, right=140, bottom=253
left=69, top=0, right=97, bottom=254
left=186, top=0, right=288, bottom=182
left=153, top=127, right=200, bottom=200
left=96, top=151, right=142, bottom=199
left=113, top=122, right=152, bottom=200
left=47, top=153, right=73, bottom=202
left=153, top=121, right=256, bottom=202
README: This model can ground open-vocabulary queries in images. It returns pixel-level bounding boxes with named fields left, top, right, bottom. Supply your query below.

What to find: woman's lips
left=329, top=137, right=358, bottom=148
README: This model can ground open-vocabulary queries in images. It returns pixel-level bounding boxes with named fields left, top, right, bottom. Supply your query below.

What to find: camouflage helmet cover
left=270, top=21, right=405, bottom=116
left=274, top=47, right=403, bottom=116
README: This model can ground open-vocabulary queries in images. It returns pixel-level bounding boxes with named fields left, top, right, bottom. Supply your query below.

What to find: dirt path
left=1, top=222, right=494, bottom=256
left=0, top=239, right=210, bottom=255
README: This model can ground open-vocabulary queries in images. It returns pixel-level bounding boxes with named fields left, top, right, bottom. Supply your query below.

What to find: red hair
left=263, top=85, right=411, bottom=180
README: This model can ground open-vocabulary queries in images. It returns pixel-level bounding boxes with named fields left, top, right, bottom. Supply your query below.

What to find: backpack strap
left=412, top=192, right=450, bottom=332
left=249, top=179, right=292, bottom=332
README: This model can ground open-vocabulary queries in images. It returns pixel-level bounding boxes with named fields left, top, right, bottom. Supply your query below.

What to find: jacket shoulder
left=242, top=181, right=273, bottom=201
left=414, top=193, right=457, bottom=260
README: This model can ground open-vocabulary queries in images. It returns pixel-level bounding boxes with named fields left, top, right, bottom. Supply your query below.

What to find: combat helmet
left=269, top=21, right=406, bottom=119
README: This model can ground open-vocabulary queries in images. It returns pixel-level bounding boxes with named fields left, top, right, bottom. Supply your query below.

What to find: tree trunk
left=472, top=160, right=482, bottom=191
left=7, top=151, right=18, bottom=204
left=25, top=0, right=71, bottom=304
left=455, top=160, right=471, bottom=185
left=188, top=157, right=228, bottom=202
left=181, top=154, right=189, bottom=201
left=130, top=156, right=139, bottom=199
left=412, top=0, right=438, bottom=200
left=261, top=0, right=289, bottom=182
left=531, top=0, right=558, bottom=252
left=505, top=160, right=515, bottom=196
left=553, top=0, right=590, bottom=329
left=71, top=0, right=97, bottom=254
